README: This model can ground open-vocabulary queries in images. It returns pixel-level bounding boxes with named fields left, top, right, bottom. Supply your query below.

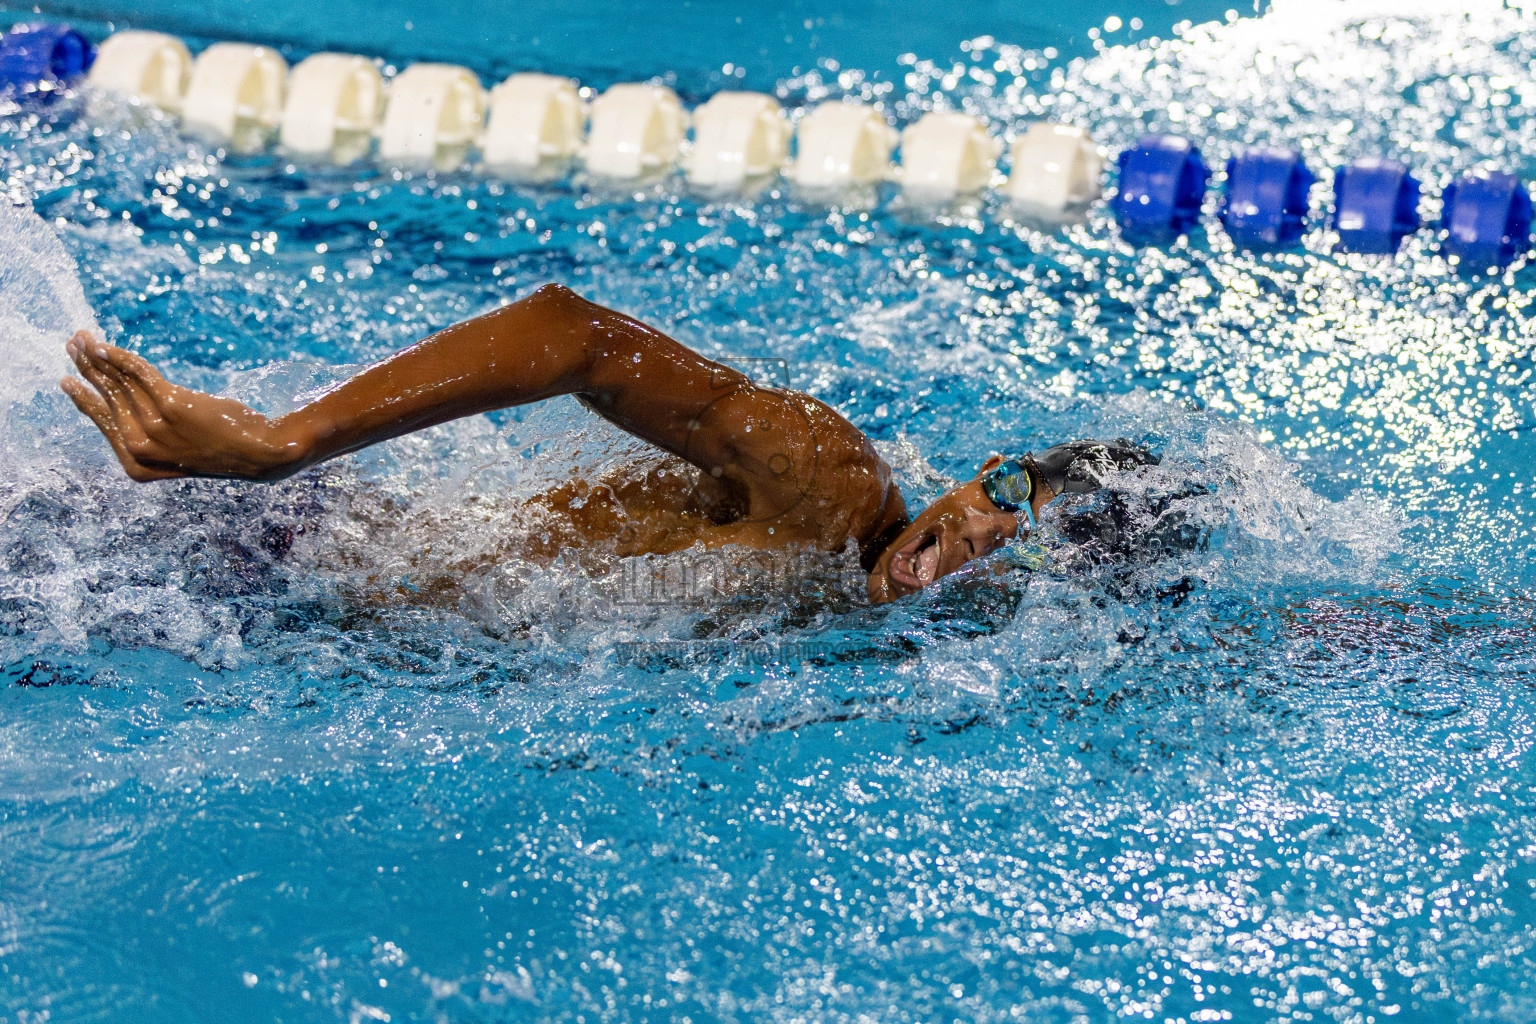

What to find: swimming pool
left=3, top=0, right=1536, bottom=1022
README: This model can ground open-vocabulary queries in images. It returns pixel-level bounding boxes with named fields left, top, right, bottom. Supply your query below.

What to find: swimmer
left=59, top=283, right=1152, bottom=603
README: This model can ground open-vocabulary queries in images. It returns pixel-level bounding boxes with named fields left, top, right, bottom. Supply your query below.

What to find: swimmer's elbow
left=521, top=282, right=667, bottom=398
left=529, top=282, right=587, bottom=310
left=526, top=282, right=601, bottom=352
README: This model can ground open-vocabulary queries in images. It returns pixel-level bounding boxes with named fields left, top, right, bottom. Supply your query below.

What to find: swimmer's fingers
left=97, top=342, right=173, bottom=415
left=59, top=375, right=110, bottom=426
left=66, top=329, right=98, bottom=353
left=68, top=336, right=137, bottom=428
left=58, top=377, right=180, bottom=481
left=59, top=375, right=128, bottom=455
left=76, top=338, right=170, bottom=434
left=99, top=343, right=171, bottom=394
left=92, top=344, right=212, bottom=448
left=99, top=360, right=171, bottom=441
left=65, top=338, right=180, bottom=478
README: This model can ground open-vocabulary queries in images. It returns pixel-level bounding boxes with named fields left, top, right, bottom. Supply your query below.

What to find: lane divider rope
left=2, top=21, right=1531, bottom=271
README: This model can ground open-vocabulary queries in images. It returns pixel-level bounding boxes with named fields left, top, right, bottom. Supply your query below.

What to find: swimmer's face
left=867, top=456, right=1030, bottom=604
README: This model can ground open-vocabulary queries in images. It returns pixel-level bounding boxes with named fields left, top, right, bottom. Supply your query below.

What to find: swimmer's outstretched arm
left=62, top=284, right=768, bottom=484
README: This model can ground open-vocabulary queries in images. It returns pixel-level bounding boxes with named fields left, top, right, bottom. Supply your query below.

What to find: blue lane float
left=1219, top=148, right=1315, bottom=248
left=1331, top=157, right=1421, bottom=254
left=0, top=22, right=94, bottom=92
left=1112, top=134, right=1209, bottom=241
left=1440, top=172, right=1532, bottom=271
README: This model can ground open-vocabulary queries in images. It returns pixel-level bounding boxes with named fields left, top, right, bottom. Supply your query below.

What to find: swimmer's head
left=865, top=439, right=1158, bottom=604
left=865, top=454, right=1030, bottom=603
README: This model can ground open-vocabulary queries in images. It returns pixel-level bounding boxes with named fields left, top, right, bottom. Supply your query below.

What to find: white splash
left=0, top=204, right=98, bottom=404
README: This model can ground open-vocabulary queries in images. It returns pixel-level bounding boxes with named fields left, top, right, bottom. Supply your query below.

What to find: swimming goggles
left=983, top=439, right=1163, bottom=537
left=980, top=457, right=1039, bottom=531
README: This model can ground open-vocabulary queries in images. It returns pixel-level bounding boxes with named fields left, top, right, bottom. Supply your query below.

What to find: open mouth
left=889, top=531, right=942, bottom=590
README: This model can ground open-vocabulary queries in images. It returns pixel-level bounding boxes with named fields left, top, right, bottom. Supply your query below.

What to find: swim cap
left=1027, top=438, right=1159, bottom=495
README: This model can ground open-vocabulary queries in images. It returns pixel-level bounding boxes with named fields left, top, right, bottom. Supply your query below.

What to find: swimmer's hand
left=60, top=332, right=304, bottom=482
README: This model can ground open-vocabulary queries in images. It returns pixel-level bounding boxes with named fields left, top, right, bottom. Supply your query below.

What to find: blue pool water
left=4, top=2, right=1536, bottom=1022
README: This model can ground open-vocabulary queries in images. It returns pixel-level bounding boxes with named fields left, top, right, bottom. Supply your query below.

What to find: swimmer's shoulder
left=780, top=389, right=906, bottom=547
left=693, top=382, right=898, bottom=547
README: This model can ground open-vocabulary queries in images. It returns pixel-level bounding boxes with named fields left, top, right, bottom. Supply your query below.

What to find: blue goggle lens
left=981, top=459, right=1034, bottom=514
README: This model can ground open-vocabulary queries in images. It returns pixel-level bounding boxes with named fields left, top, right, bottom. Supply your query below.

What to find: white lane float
left=899, top=111, right=999, bottom=197
left=1005, top=122, right=1104, bottom=215
left=481, top=72, right=584, bottom=170
left=789, top=101, right=897, bottom=187
left=377, top=62, right=485, bottom=170
left=584, top=83, right=687, bottom=178
left=87, top=30, right=191, bottom=110
left=71, top=28, right=1153, bottom=242
left=279, top=53, right=385, bottom=163
left=686, top=91, right=789, bottom=187
left=181, top=42, right=287, bottom=152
